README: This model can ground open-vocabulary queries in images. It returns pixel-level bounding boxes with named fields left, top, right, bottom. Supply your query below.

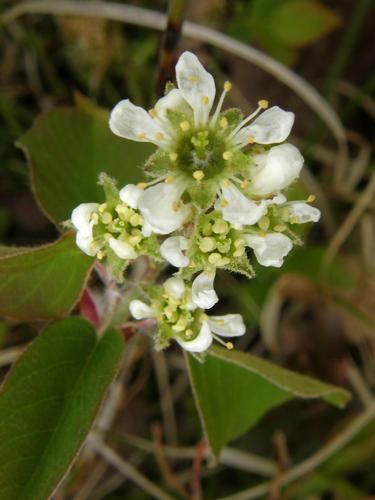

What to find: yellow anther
left=247, top=135, right=256, bottom=144
left=97, top=250, right=105, bottom=260
left=233, top=248, right=245, bottom=257
left=172, top=201, right=181, bottom=212
left=201, top=95, right=209, bottom=105
left=219, top=117, right=228, bottom=129
left=104, top=232, right=112, bottom=241
left=307, top=194, right=316, bottom=203
left=226, top=342, right=234, bottom=350
left=137, top=182, right=147, bottom=189
left=258, top=99, right=269, bottom=109
left=165, top=176, right=175, bottom=184
left=189, top=75, right=199, bottom=82
left=169, top=152, right=178, bottom=162
left=185, top=329, right=193, bottom=338
left=274, top=224, right=287, bottom=232
left=148, top=108, right=157, bottom=118
left=137, top=133, right=146, bottom=139
left=234, top=238, right=245, bottom=248
left=290, top=217, right=300, bottom=224
left=212, top=219, right=228, bottom=234
left=224, top=81, right=232, bottom=92
left=222, top=178, right=230, bottom=188
left=193, top=170, right=205, bottom=181
left=101, top=212, right=112, bottom=224
left=222, top=150, right=233, bottom=161
left=220, top=198, right=229, bottom=208
left=155, top=132, right=164, bottom=141
left=199, top=237, right=216, bottom=253
left=91, top=212, right=99, bottom=222
left=258, top=216, right=270, bottom=232
left=208, top=253, right=222, bottom=265
left=241, top=180, right=250, bottom=189
left=98, top=203, right=107, bottom=213
left=180, top=121, right=191, bottom=131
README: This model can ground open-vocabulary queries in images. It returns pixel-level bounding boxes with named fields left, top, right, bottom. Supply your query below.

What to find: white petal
left=216, top=183, right=266, bottom=226
left=142, top=220, right=153, bottom=237
left=108, top=237, right=137, bottom=260
left=176, top=320, right=213, bottom=352
left=265, top=193, right=287, bottom=205
left=192, top=271, right=218, bottom=310
left=129, top=300, right=154, bottom=320
left=160, top=236, right=189, bottom=268
left=119, top=184, right=143, bottom=208
left=176, top=51, right=215, bottom=125
left=208, top=314, right=246, bottom=337
left=250, top=144, right=304, bottom=196
left=288, top=202, right=321, bottom=223
left=76, top=232, right=97, bottom=256
left=71, top=203, right=99, bottom=236
left=138, top=181, right=190, bottom=234
left=163, top=276, right=185, bottom=299
left=237, top=106, right=294, bottom=145
left=245, top=233, right=293, bottom=267
left=109, top=99, right=167, bottom=146
left=155, top=88, right=192, bottom=118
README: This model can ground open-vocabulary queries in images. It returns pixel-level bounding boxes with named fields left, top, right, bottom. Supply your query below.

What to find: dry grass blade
left=325, top=171, right=375, bottom=266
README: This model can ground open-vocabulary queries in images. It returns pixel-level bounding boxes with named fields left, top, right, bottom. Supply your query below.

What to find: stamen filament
left=210, top=82, right=231, bottom=126
left=228, top=105, right=263, bottom=140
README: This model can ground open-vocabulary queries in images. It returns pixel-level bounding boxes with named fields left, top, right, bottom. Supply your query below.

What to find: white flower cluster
left=71, top=52, right=320, bottom=353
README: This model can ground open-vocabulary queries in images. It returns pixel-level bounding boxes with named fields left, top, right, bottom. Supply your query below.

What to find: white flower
left=250, top=144, right=304, bottom=196
left=288, top=202, right=321, bottom=223
left=110, top=51, right=295, bottom=149
left=230, top=106, right=294, bottom=148
left=160, top=236, right=189, bottom=268
left=216, top=182, right=267, bottom=226
left=129, top=300, right=155, bottom=320
left=71, top=203, right=99, bottom=256
left=138, top=181, right=191, bottom=235
left=207, top=314, right=246, bottom=337
left=163, top=276, right=186, bottom=299
left=244, top=233, right=293, bottom=267
left=119, top=184, right=143, bottom=209
left=192, top=271, right=218, bottom=309
left=108, top=237, right=137, bottom=260
left=129, top=275, right=246, bottom=353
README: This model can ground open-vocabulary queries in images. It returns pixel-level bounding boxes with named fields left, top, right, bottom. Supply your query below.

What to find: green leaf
left=187, top=345, right=350, bottom=456
left=0, top=317, right=124, bottom=500
left=18, top=104, right=154, bottom=225
left=269, top=0, right=341, bottom=48
left=0, top=233, right=93, bottom=319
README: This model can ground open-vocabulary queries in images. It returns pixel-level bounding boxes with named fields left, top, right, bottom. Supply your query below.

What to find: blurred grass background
left=0, top=0, right=375, bottom=498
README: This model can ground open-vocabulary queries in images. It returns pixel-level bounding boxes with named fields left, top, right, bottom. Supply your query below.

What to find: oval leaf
left=18, top=104, right=154, bottom=225
left=0, top=317, right=124, bottom=500
left=187, top=345, right=350, bottom=456
left=0, top=233, right=93, bottom=319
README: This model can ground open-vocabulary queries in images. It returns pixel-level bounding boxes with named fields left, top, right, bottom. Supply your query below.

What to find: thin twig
left=156, top=0, right=189, bottom=95
left=152, top=350, right=178, bottom=446
left=106, top=431, right=277, bottom=476
left=347, top=361, right=375, bottom=409
left=217, top=405, right=375, bottom=500
left=0, top=345, right=25, bottom=367
left=88, top=433, right=174, bottom=500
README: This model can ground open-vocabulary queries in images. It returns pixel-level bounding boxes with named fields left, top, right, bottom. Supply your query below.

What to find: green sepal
left=187, top=180, right=218, bottom=210
left=144, top=150, right=171, bottom=178
left=98, top=172, right=119, bottom=207
left=222, top=254, right=255, bottom=279
left=219, top=108, right=244, bottom=130
left=105, top=249, right=129, bottom=283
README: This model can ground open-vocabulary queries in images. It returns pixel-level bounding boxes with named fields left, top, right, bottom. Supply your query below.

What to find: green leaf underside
left=188, top=345, right=350, bottom=456
left=0, top=233, right=93, bottom=319
left=18, top=105, right=154, bottom=225
left=0, top=317, right=124, bottom=500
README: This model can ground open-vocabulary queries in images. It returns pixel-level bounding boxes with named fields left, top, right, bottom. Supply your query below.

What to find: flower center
left=174, top=127, right=229, bottom=180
